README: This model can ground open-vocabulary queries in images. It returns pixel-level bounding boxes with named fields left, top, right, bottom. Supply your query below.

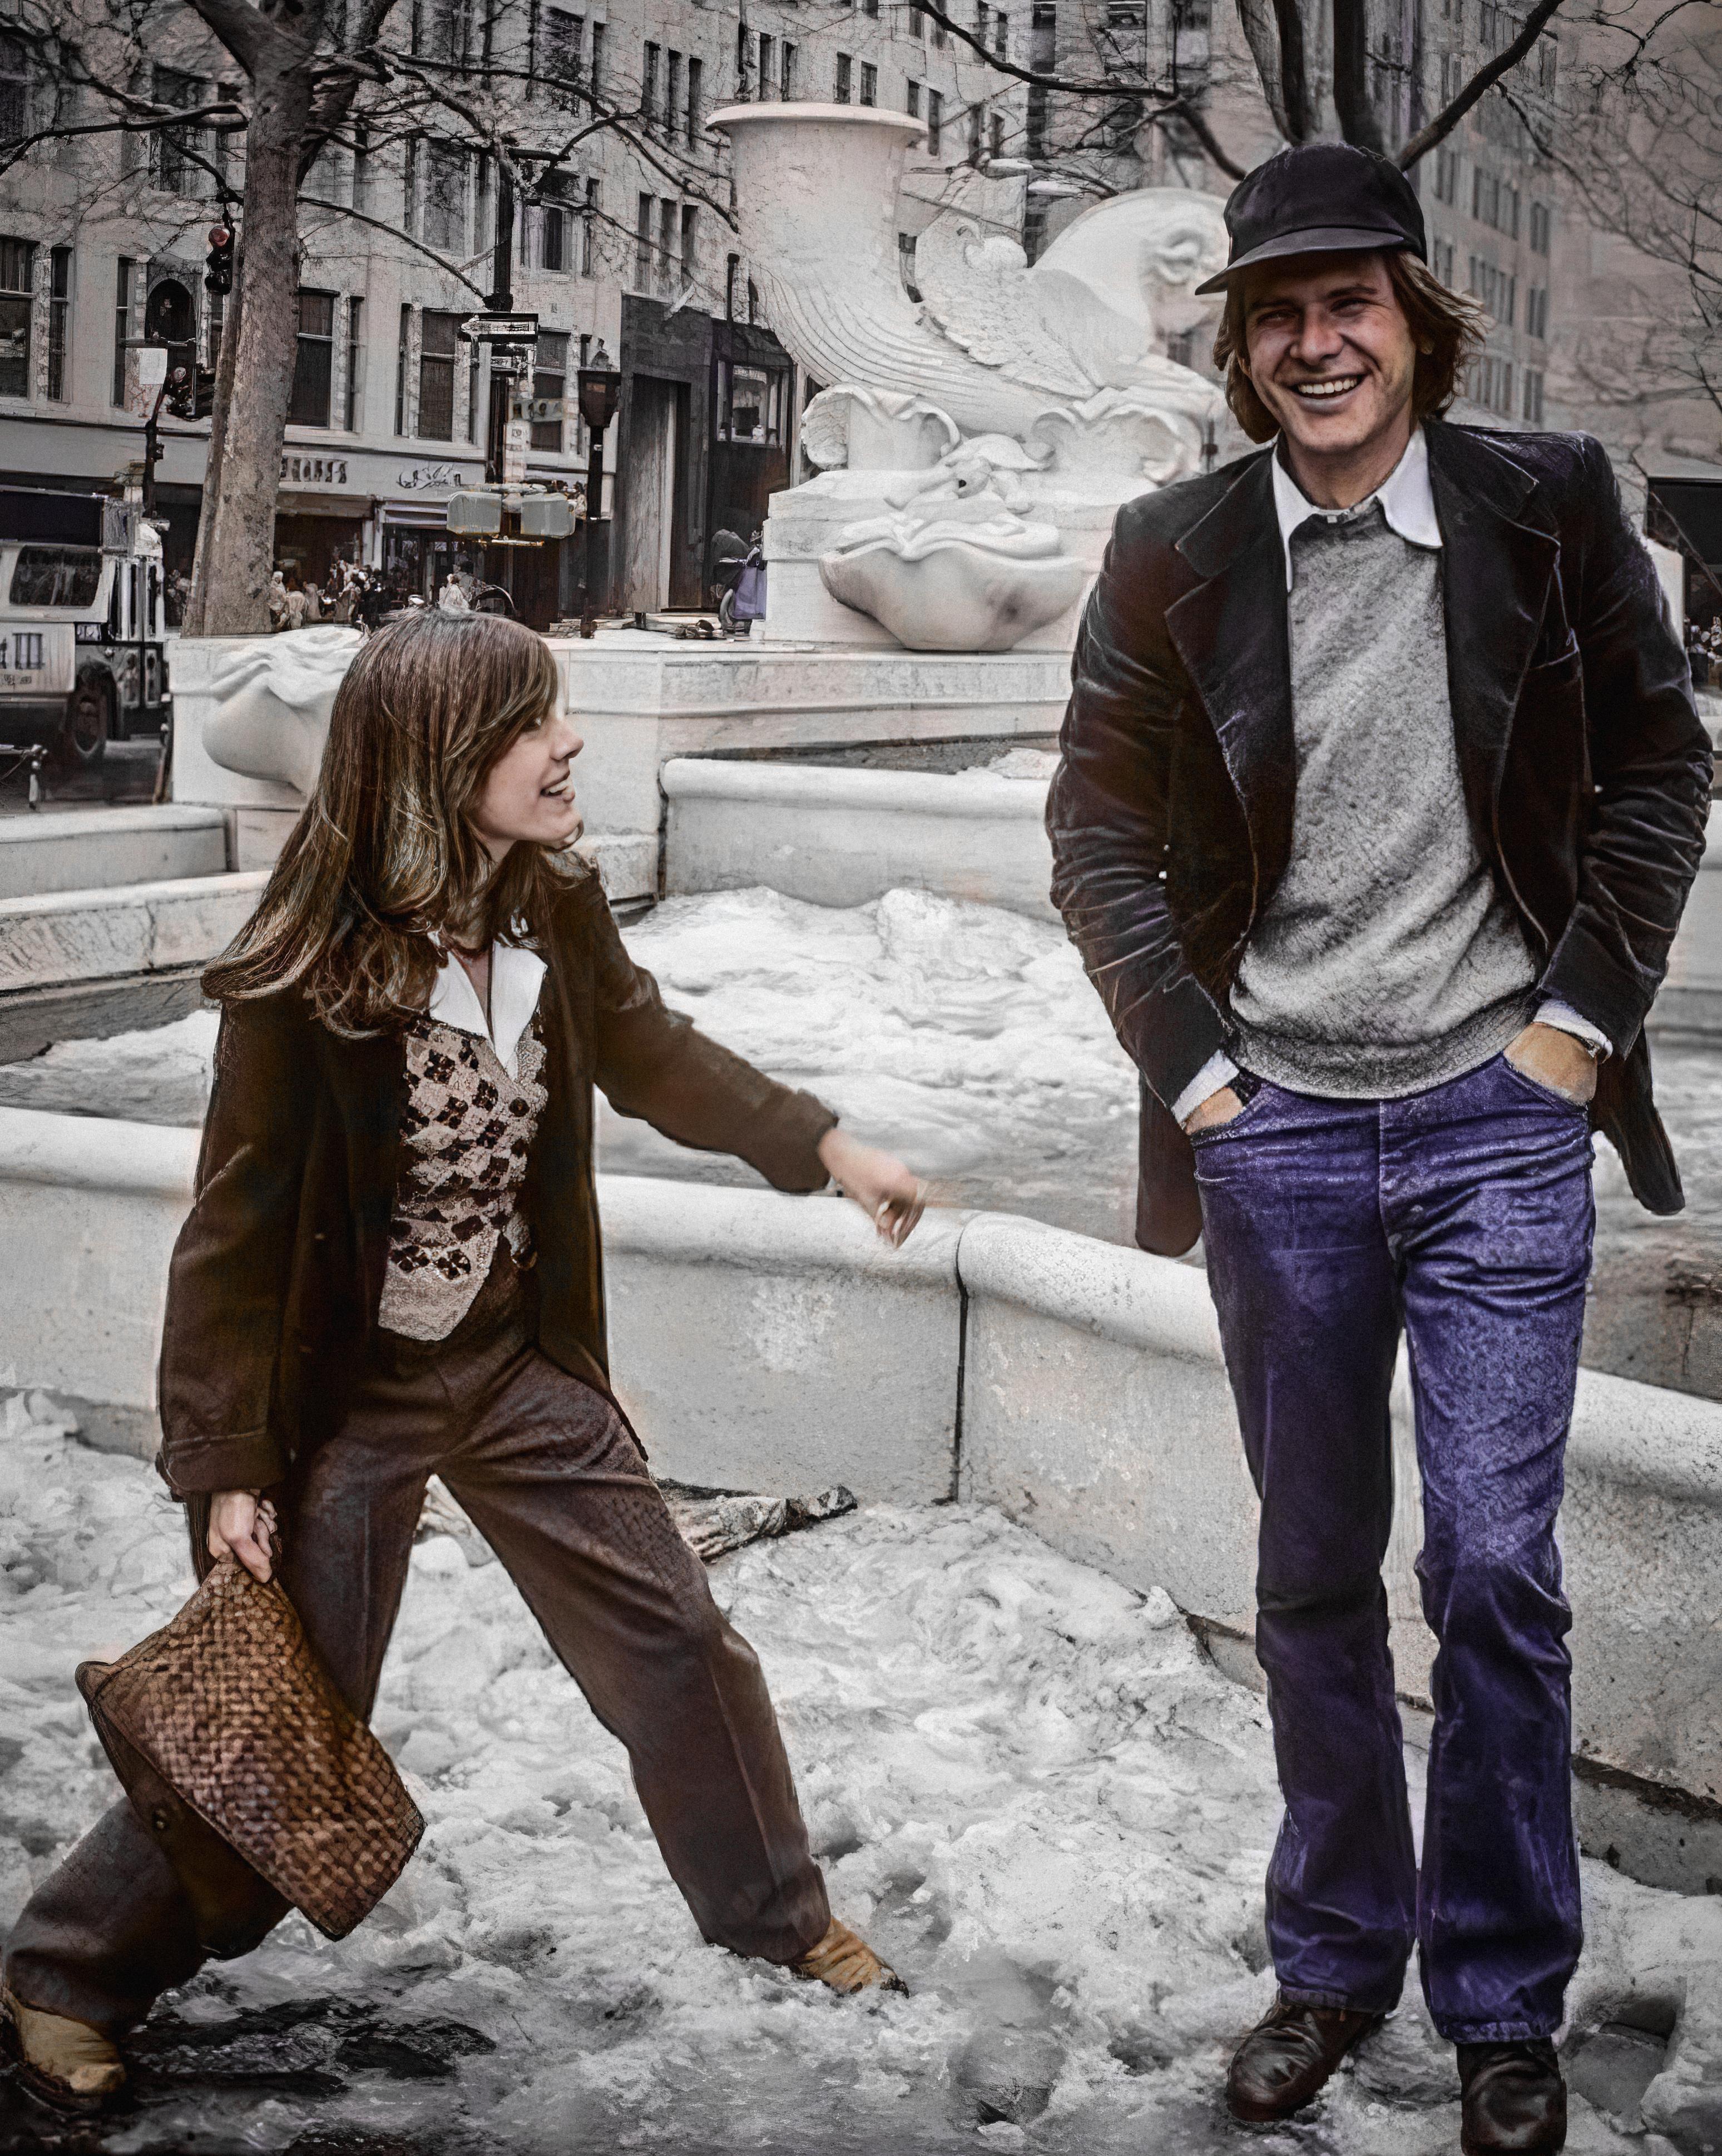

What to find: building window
left=898, top=230, right=921, bottom=301
left=636, top=191, right=652, bottom=285
left=990, top=110, right=1004, bottom=155
left=288, top=290, right=337, bottom=428
left=927, top=87, right=943, bottom=153
left=643, top=41, right=660, bottom=126
left=758, top=34, right=774, bottom=95
left=394, top=301, right=411, bottom=434
left=534, top=170, right=576, bottom=270
left=0, top=33, right=31, bottom=143
left=1434, top=237, right=1456, bottom=285
left=863, top=0, right=879, bottom=16
left=969, top=100, right=983, bottom=160
left=418, top=308, right=459, bottom=438
left=0, top=238, right=35, bottom=398
left=835, top=51, right=853, bottom=100
left=716, top=358, right=787, bottom=443
left=860, top=60, right=877, bottom=102
left=46, top=246, right=70, bottom=404
left=422, top=142, right=467, bottom=253
left=589, top=20, right=604, bottom=94
left=780, top=41, right=796, bottom=95
left=1469, top=350, right=1514, bottom=417
left=687, top=55, right=703, bottom=142
left=910, top=4, right=927, bottom=34
left=531, top=329, right=568, bottom=452
left=582, top=176, right=600, bottom=274
left=659, top=198, right=676, bottom=290
left=1522, top=366, right=1544, bottom=424
left=907, top=79, right=921, bottom=117
left=681, top=203, right=698, bottom=283
left=1433, top=144, right=1458, bottom=204
left=344, top=295, right=364, bottom=430
left=736, top=20, right=751, bottom=97
left=542, top=7, right=582, bottom=106
left=993, top=9, right=1008, bottom=54
left=415, top=0, right=471, bottom=63
left=112, top=256, right=132, bottom=407
left=667, top=49, right=682, bottom=135
left=1528, top=199, right=1551, bottom=253
left=154, top=67, right=210, bottom=196
left=1526, top=284, right=1548, bottom=339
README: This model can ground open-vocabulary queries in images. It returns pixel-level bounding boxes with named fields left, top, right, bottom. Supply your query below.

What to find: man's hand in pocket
left=1184, top=1085, right=1245, bottom=1136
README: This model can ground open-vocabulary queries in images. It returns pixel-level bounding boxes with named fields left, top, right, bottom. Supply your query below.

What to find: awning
left=276, top=490, right=375, bottom=519
left=381, top=502, right=457, bottom=528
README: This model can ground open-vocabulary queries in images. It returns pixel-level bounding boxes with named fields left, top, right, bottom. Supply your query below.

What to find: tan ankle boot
left=790, top=1917, right=907, bottom=1996
left=2, top=1984, right=127, bottom=2114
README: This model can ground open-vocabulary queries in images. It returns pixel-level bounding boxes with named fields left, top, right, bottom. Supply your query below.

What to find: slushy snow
left=2, top=1396, right=1719, bottom=2153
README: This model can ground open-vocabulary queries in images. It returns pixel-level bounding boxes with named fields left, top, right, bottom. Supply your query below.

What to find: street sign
left=136, top=346, right=169, bottom=389
left=488, top=351, right=532, bottom=378
left=503, top=417, right=530, bottom=486
left=459, top=311, right=539, bottom=344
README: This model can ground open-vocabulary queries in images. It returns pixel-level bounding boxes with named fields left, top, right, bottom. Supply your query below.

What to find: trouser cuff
left=1437, top=2018, right=1561, bottom=2044
left=1278, top=1981, right=1402, bottom=2016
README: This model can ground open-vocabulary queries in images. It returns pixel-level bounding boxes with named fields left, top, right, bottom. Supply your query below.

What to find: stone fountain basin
left=819, top=543, right=1089, bottom=653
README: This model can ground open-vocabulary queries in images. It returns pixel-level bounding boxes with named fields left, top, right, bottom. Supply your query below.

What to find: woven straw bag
left=76, top=1555, right=423, bottom=1941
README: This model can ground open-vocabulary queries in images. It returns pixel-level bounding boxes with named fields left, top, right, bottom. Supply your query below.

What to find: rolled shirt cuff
left=1170, top=1050, right=1239, bottom=1129
left=1535, top=998, right=1612, bottom=1059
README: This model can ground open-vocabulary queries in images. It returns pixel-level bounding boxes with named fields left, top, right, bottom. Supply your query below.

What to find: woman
left=3, top=613, right=922, bottom=2113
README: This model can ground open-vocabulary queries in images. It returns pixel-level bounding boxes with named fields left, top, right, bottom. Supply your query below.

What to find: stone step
left=0, top=871, right=266, bottom=995
left=0, top=806, right=229, bottom=903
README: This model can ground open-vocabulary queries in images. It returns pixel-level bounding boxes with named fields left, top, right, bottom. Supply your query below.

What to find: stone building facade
left=0, top=0, right=1022, bottom=622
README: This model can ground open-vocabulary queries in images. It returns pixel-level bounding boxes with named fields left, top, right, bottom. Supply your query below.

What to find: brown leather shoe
left=1459, top=2040, right=1566, bottom=2154
left=1225, top=1993, right=1384, bottom=2122
left=790, top=1917, right=907, bottom=1995
left=1, top=1985, right=127, bottom=2115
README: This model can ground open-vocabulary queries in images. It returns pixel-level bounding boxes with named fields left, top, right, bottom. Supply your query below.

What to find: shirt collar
left=428, top=941, right=547, bottom=1081
left=1271, top=427, right=1442, bottom=590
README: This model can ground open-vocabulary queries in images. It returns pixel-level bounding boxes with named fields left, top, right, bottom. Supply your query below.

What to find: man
left=1047, top=142, right=1709, bottom=2155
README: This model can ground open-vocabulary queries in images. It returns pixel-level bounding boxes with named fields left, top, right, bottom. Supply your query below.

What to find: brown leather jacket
left=1047, top=420, right=1713, bottom=1255
left=157, top=869, right=835, bottom=1514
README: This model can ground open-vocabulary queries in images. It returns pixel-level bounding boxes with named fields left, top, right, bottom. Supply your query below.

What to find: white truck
left=0, top=486, right=172, bottom=770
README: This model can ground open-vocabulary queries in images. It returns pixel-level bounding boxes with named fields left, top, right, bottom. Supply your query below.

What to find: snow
left=2, top=1396, right=1719, bottom=2153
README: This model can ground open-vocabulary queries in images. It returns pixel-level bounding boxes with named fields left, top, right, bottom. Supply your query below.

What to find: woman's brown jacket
left=157, top=870, right=836, bottom=1527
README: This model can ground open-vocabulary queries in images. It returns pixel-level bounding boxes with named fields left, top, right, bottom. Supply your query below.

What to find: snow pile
left=0, top=1007, right=219, bottom=1126
left=2, top=1396, right=1719, bottom=2152
left=606, top=886, right=1140, bottom=1235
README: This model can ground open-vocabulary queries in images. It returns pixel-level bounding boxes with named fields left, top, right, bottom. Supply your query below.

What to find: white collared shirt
left=1271, top=427, right=1444, bottom=591
left=428, top=941, right=548, bottom=1081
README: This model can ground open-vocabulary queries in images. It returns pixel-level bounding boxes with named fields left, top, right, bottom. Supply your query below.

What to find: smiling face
left=1238, top=250, right=1419, bottom=490
left=468, top=692, right=586, bottom=863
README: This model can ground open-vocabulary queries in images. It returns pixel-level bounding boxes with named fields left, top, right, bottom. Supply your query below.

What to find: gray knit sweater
left=1230, top=503, right=1539, bottom=1098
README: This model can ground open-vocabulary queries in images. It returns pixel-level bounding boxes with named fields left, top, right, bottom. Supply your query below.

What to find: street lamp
left=576, top=342, right=622, bottom=636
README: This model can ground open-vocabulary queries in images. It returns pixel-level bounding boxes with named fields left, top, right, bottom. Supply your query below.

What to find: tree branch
left=1397, top=0, right=1567, bottom=168
left=298, top=190, right=490, bottom=293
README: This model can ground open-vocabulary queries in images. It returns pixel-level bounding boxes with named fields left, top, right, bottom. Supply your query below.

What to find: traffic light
left=166, top=365, right=217, bottom=421
left=204, top=224, right=234, bottom=295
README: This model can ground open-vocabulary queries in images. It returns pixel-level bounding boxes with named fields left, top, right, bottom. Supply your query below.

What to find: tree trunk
left=184, top=32, right=313, bottom=636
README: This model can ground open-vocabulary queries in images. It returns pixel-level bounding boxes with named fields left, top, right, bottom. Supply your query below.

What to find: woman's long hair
left=1211, top=249, right=1487, bottom=445
left=205, top=611, right=588, bottom=1037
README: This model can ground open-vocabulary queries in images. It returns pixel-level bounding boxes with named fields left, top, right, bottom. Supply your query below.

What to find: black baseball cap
left=1194, top=141, right=1428, bottom=295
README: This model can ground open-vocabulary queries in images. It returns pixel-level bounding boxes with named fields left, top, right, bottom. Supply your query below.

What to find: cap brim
left=1194, top=226, right=1421, bottom=295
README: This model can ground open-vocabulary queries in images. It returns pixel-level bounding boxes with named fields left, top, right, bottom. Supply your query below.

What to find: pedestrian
left=266, top=568, right=288, bottom=633
left=283, top=578, right=307, bottom=632
left=438, top=570, right=471, bottom=614
left=301, top=577, right=322, bottom=625
left=1047, top=142, right=1709, bottom=2156
left=1, top=611, right=923, bottom=2115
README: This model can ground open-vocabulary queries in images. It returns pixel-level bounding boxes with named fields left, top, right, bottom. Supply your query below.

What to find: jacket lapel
left=1424, top=418, right=1561, bottom=837
left=1166, top=452, right=1299, bottom=902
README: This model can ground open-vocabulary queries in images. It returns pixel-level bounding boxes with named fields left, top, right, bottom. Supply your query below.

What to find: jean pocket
left=1186, top=1081, right=1274, bottom=1145
left=1498, top=1052, right=1592, bottom=1117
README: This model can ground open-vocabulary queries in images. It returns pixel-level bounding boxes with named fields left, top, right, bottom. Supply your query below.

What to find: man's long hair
left=1212, top=250, right=1488, bottom=445
left=205, top=611, right=588, bottom=1037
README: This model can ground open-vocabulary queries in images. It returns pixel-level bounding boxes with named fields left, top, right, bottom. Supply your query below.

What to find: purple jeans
left=1192, top=1050, right=1594, bottom=2043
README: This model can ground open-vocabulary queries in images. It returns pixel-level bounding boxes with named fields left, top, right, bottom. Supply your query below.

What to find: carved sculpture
left=204, top=625, right=361, bottom=794
left=709, top=105, right=1229, bottom=651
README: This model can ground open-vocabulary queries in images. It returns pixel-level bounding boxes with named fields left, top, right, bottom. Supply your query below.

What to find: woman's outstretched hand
left=817, top=1127, right=927, bottom=1248
left=209, top=1490, right=278, bottom=1583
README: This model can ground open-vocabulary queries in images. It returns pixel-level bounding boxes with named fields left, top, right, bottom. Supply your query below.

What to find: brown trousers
left=5, top=1254, right=830, bottom=2035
